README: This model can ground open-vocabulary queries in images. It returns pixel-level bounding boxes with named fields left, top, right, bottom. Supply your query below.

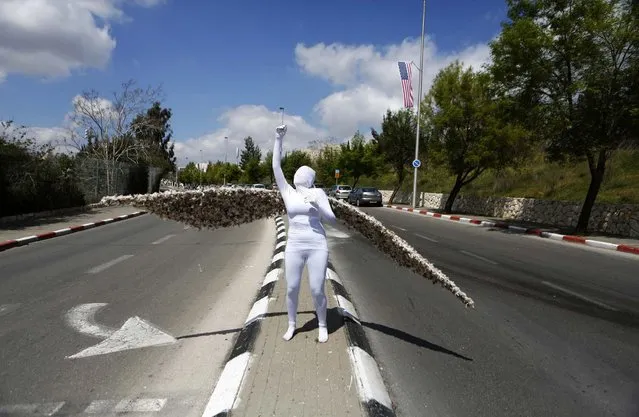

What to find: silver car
left=329, top=184, right=352, bottom=200
left=347, top=187, right=383, bottom=206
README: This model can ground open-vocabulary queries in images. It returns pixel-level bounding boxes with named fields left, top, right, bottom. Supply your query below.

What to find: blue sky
left=0, top=0, right=506, bottom=165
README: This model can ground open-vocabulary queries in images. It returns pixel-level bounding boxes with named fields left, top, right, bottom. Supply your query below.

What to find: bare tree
left=65, top=79, right=163, bottom=194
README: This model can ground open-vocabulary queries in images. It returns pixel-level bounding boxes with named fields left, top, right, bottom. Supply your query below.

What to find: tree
left=240, top=136, right=262, bottom=169
left=313, top=145, right=342, bottom=186
left=370, top=109, right=424, bottom=204
left=423, top=61, right=529, bottom=213
left=130, top=101, right=176, bottom=173
left=281, top=150, right=313, bottom=183
left=178, top=162, right=200, bottom=186
left=66, top=79, right=163, bottom=195
left=490, top=0, right=639, bottom=233
left=339, top=131, right=377, bottom=187
left=261, top=150, right=274, bottom=184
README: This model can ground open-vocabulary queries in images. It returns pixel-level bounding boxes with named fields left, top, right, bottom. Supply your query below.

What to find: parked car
left=347, top=187, right=383, bottom=206
left=252, top=183, right=266, bottom=189
left=329, top=184, right=352, bottom=200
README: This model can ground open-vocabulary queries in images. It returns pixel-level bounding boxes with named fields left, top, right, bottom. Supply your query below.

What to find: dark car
left=347, top=187, right=383, bottom=207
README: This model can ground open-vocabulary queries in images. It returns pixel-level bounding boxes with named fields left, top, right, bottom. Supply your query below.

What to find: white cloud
left=295, top=37, right=492, bottom=138
left=177, top=36, right=493, bottom=166
left=8, top=34, right=493, bottom=168
left=0, top=0, right=163, bottom=81
left=174, top=105, right=327, bottom=166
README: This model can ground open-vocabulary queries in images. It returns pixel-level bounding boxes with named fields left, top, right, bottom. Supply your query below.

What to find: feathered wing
left=99, top=189, right=474, bottom=307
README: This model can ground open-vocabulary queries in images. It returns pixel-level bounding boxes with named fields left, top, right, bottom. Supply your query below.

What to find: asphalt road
left=0, top=213, right=275, bottom=416
left=325, top=206, right=639, bottom=417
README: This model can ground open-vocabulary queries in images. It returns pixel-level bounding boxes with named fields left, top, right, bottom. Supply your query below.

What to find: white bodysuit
left=272, top=129, right=336, bottom=336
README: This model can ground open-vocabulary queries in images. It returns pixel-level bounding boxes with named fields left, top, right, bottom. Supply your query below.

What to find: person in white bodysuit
left=272, top=124, right=337, bottom=343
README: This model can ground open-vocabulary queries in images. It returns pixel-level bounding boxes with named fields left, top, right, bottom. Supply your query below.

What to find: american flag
left=397, top=61, right=414, bottom=108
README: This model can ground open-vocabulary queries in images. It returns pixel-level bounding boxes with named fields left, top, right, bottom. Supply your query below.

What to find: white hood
left=293, top=165, right=315, bottom=189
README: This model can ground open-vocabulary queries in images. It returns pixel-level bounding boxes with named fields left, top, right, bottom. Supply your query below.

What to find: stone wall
left=380, top=190, right=639, bottom=238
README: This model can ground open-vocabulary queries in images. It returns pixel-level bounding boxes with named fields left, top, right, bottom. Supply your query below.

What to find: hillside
left=358, top=149, right=639, bottom=205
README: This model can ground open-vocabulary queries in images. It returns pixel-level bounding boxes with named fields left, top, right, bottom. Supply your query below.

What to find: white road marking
left=152, top=234, right=175, bottom=245
left=114, top=398, right=167, bottom=412
left=0, top=303, right=21, bottom=317
left=244, top=296, right=270, bottom=325
left=272, top=251, right=285, bottom=263
left=275, top=240, right=286, bottom=250
left=542, top=281, right=619, bottom=311
left=87, top=255, right=133, bottom=274
left=391, top=225, right=407, bottom=231
left=65, top=303, right=115, bottom=339
left=335, top=295, right=360, bottom=323
left=0, top=402, right=64, bottom=415
left=67, top=316, right=177, bottom=359
left=15, top=235, right=37, bottom=243
left=347, top=346, right=393, bottom=410
left=326, top=268, right=342, bottom=285
left=53, top=227, right=72, bottom=236
left=262, top=269, right=280, bottom=286
left=415, top=233, right=438, bottom=243
left=201, top=351, right=251, bottom=416
left=276, top=231, right=286, bottom=239
left=460, top=250, right=498, bottom=265
left=84, top=398, right=167, bottom=413
left=84, top=400, right=116, bottom=413
left=325, top=227, right=351, bottom=238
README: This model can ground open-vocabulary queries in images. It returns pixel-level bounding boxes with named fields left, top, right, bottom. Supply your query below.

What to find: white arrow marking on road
left=65, top=304, right=177, bottom=359
left=65, top=303, right=115, bottom=338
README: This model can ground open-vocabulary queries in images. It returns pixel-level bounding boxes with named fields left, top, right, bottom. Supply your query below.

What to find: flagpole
left=411, top=0, right=426, bottom=209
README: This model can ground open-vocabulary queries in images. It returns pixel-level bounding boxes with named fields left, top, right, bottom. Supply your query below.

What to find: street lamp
left=411, top=0, right=426, bottom=209
left=199, top=149, right=203, bottom=187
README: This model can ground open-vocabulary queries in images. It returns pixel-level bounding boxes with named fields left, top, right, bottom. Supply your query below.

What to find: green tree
left=240, top=136, right=262, bottom=170
left=131, top=101, right=176, bottom=172
left=178, top=161, right=200, bottom=186
left=339, top=131, right=377, bottom=187
left=241, top=159, right=262, bottom=184
left=261, top=150, right=274, bottom=184
left=223, top=163, right=242, bottom=183
left=313, top=146, right=342, bottom=186
left=490, top=0, right=639, bottom=233
left=370, top=109, right=425, bottom=204
left=423, top=61, right=529, bottom=213
left=281, top=150, right=313, bottom=184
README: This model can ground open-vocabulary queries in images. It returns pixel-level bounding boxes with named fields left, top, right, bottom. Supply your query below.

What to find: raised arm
left=272, top=125, right=292, bottom=195
left=314, top=189, right=337, bottom=224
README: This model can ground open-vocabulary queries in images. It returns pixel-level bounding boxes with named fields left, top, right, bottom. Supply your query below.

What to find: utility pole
left=279, top=107, right=284, bottom=124
left=411, top=0, right=426, bottom=209
left=224, top=136, right=228, bottom=186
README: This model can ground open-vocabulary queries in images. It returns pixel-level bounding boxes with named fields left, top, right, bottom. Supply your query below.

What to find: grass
left=356, top=149, right=639, bottom=205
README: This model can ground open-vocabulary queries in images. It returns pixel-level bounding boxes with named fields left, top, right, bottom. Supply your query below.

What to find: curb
left=385, top=205, right=639, bottom=256
left=200, top=216, right=286, bottom=417
left=326, top=262, right=397, bottom=417
left=0, top=211, right=148, bottom=252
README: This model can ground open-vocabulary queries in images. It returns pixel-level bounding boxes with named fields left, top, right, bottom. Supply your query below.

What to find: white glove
left=276, top=124, right=287, bottom=139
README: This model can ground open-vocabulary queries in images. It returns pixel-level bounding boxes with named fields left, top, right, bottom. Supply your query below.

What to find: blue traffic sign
left=412, top=159, right=421, bottom=168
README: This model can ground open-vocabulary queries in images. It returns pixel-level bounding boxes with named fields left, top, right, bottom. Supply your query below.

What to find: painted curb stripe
left=201, top=217, right=285, bottom=417
left=384, top=205, right=639, bottom=256
left=0, top=211, right=147, bottom=252
left=325, top=265, right=396, bottom=417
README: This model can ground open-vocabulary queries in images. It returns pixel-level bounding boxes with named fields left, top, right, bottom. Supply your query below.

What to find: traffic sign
left=412, top=159, right=421, bottom=168
left=335, top=169, right=340, bottom=179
